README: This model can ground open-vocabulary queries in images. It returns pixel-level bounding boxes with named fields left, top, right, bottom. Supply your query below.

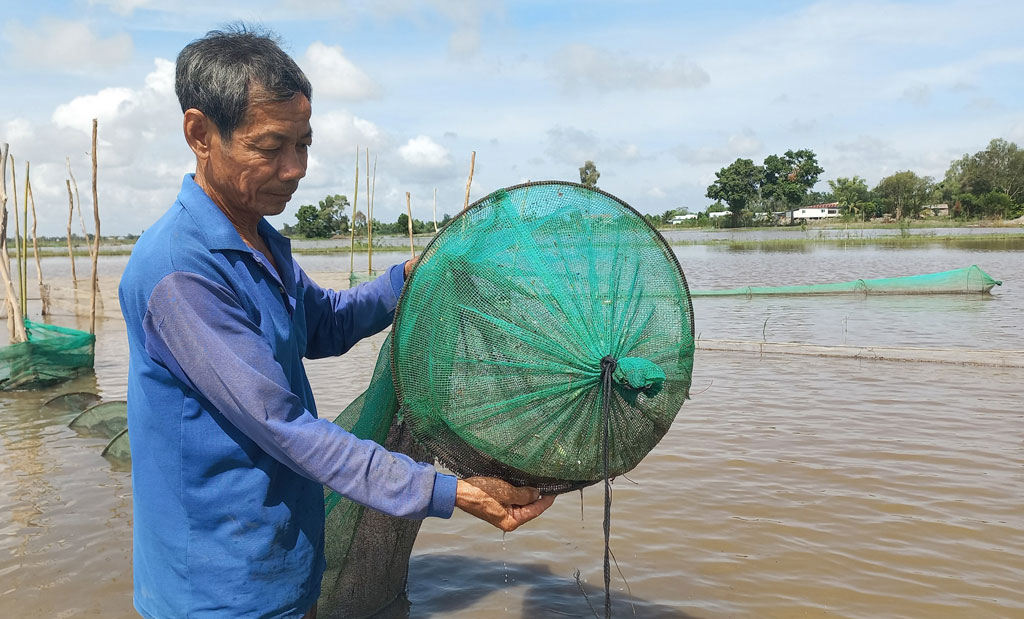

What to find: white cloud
left=399, top=136, right=451, bottom=169
left=3, top=18, right=132, bottom=72
left=52, top=88, right=136, bottom=131
left=901, top=83, right=931, bottom=107
left=544, top=126, right=649, bottom=167
left=551, top=44, right=709, bottom=93
left=88, top=0, right=152, bottom=15
left=674, top=130, right=763, bottom=165
left=300, top=42, right=380, bottom=101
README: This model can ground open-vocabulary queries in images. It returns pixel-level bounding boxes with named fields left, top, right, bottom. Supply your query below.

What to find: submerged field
left=1, top=241, right=1022, bottom=617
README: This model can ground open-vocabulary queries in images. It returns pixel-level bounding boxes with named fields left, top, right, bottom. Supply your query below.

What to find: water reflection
left=405, top=554, right=699, bottom=618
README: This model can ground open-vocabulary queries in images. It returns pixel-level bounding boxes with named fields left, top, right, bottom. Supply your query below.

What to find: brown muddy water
left=1, top=245, right=1023, bottom=618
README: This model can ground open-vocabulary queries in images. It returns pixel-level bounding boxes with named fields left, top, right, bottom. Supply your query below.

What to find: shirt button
left=253, top=255, right=262, bottom=263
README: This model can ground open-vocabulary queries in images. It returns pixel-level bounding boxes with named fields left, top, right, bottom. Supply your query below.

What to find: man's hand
left=404, top=255, right=419, bottom=279
left=455, top=477, right=556, bottom=532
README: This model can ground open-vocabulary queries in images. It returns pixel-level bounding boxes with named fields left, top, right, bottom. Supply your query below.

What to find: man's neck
left=194, top=170, right=263, bottom=248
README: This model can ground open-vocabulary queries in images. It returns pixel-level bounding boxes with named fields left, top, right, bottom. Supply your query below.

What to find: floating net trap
left=0, top=319, right=95, bottom=391
left=322, top=181, right=696, bottom=617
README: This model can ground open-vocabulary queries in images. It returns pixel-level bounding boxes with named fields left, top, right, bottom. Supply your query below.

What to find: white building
left=788, top=202, right=840, bottom=221
left=669, top=214, right=698, bottom=224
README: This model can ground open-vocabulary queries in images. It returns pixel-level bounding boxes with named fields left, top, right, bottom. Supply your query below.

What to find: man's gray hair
left=175, top=23, right=312, bottom=139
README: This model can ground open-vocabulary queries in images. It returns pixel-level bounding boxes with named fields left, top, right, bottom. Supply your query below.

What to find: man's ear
left=183, top=108, right=216, bottom=161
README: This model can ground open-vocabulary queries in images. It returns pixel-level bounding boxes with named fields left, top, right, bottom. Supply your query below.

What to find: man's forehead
left=238, top=96, right=312, bottom=137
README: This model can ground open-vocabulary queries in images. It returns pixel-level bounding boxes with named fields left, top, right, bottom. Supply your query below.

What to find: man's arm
left=300, top=262, right=408, bottom=359
left=142, top=269, right=455, bottom=520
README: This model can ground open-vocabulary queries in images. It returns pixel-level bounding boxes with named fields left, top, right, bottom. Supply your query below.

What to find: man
left=119, top=25, right=554, bottom=618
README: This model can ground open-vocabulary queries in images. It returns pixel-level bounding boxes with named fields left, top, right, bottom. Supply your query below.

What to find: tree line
left=285, top=138, right=1023, bottom=237
left=693, top=137, right=1024, bottom=227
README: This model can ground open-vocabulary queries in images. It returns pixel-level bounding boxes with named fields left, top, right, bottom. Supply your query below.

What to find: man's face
left=206, top=93, right=312, bottom=217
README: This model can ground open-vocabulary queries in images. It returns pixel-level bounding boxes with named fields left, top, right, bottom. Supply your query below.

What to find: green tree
left=874, top=171, right=933, bottom=219
left=294, top=194, right=351, bottom=238
left=943, top=138, right=1024, bottom=218
left=579, top=160, right=600, bottom=188
left=761, top=149, right=824, bottom=209
left=706, top=158, right=763, bottom=226
left=829, top=176, right=874, bottom=221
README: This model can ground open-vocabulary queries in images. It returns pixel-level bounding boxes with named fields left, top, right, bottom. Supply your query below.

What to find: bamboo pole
left=460, top=151, right=476, bottom=234
left=406, top=192, right=414, bottom=258
left=364, top=149, right=372, bottom=274
left=10, top=154, right=22, bottom=321
left=433, top=187, right=438, bottom=232
left=67, top=157, right=94, bottom=264
left=0, top=143, right=27, bottom=342
left=461, top=151, right=476, bottom=215
left=350, top=146, right=358, bottom=275
left=0, top=144, right=11, bottom=336
left=21, top=161, right=28, bottom=318
left=27, top=168, right=48, bottom=316
left=66, top=180, right=77, bottom=287
left=368, top=154, right=376, bottom=276
left=89, top=119, right=100, bottom=335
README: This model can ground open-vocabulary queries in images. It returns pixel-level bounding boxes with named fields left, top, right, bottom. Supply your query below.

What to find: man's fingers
left=463, top=477, right=539, bottom=505
left=500, top=494, right=557, bottom=532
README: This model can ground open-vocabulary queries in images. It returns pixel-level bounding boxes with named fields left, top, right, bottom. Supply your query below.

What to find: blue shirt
left=119, top=175, right=457, bottom=618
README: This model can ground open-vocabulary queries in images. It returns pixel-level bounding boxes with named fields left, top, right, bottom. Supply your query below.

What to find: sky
left=2, top=0, right=1023, bottom=236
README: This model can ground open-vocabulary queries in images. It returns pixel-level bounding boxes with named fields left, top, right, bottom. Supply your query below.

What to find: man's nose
left=279, top=147, right=307, bottom=182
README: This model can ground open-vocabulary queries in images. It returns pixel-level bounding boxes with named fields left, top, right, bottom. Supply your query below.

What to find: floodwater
left=1, top=242, right=1023, bottom=618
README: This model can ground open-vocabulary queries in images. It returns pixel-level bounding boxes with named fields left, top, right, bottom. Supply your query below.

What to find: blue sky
left=2, top=0, right=1023, bottom=235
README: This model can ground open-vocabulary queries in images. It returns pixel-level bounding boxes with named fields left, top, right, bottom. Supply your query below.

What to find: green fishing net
left=0, top=319, right=95, bottom=390
left=393, top=181, right=695, bottom=493
left=69, top=400, right=127, bottom=439
left=320, top=181, right=695, bottom=615
left=691, top=265, right=1001, bottom=297
left=320, top=334, right=425, bottom=619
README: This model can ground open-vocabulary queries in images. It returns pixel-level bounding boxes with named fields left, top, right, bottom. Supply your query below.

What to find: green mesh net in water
left=321, top=181, right=695, bottom=616
left=691, top=265, right=1001, bottom=297
left=0, top=319, right=95, bottom=391
left=392, top=181, right=695, bottom=492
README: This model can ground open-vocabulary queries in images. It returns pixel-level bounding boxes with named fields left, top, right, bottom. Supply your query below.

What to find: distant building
left=788, top=202, right=840, bottom=222
left=923, top=203, right=950, bottom=217
left=669, top=214, right=698, bottom=224
left=708, top=211, right=730, bottom=219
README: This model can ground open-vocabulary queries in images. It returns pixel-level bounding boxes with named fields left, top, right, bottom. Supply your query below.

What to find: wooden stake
left=0, top=143, right=27, bottom=342
left=350, top=146, right=358, bottom=275
left=365, top=148, right=371, bottom=276
left=461, top=151, right=476, bottom=215
left=406, top=192, right=414, bottom=258
left=368, top=154, right=377, bottom=276
left=89, top=119, right=100, bottom=336
left=433, top=187, right=438, bottom=233
left=67, top=157, right=94, bottom=263
left=21, top=160, right=28, bottom=318
left=461, top=151, right=476, bottom=233
left=27, top=168, right=48, bottom=316
left=66, top=180, right=77, bottom=287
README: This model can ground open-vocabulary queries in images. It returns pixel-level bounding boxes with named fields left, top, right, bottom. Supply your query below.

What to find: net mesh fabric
left=392, top=181, right=695, bottom=493
left=320, top=334, right=425, bottom=618
left=691, top=265, right=1001, bottom=297
left=0, top=319, right=95, bottom=390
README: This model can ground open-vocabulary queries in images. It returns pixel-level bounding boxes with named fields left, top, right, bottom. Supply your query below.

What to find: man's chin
left=262, top=195, right=293, bottom=215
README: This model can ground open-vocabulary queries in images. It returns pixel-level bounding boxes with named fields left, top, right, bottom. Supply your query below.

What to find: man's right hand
left=455, top=477, right=556, bottom=532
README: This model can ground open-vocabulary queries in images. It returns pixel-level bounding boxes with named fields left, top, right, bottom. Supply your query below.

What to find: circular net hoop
left=392, top=181, right=695, bottom=493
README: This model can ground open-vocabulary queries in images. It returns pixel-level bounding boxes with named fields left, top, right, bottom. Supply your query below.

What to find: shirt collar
left=176, top=174, right=257, bottom=253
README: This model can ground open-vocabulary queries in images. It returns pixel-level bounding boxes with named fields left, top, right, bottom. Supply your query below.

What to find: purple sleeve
left=301, top=262, right=409, bottom=359
left=142, top=270, right=455, bottom=519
